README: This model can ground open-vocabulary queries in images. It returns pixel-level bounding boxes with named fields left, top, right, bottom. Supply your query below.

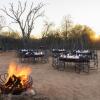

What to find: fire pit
left=0, top=73, right=33, bottom=95
left=0, top=63, right=33, bottom=95
left=0, top=63, right=50, bottom=100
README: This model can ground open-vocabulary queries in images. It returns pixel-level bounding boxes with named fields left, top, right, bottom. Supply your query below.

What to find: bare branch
left=23, top=2, right=34, bottom=30
left=1, top=7, right=17, bottom=21
left=9, top=3, right=18, bottom=19
left=1, top=1, right=44, bottom=39
left=18, top=1, right=27, bottom=18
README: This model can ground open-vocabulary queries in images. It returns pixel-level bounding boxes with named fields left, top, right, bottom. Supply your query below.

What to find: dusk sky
left=0, top=0, right=100, bottom=38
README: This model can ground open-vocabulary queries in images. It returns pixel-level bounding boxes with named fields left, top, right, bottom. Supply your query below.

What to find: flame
left=7, top=62, right=31, bottom=85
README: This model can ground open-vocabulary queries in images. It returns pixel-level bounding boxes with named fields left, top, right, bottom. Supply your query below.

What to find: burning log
left=2, top=74, right=27, bottom=94
left=0, top=63, right=33, bottom=95
left=0, top=73, right=33, bottom=95
left=5, top=75, right=22, bottom=90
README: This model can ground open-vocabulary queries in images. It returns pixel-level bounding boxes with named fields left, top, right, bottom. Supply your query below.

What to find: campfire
left=0, top=63, right=33, bottom=95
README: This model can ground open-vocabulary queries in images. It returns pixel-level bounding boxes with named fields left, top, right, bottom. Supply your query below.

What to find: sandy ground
left=0, top=51, right=100, bottom=100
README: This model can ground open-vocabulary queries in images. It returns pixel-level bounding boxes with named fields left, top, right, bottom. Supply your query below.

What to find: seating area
left=17, top=48, right=98, bottom=74
left=52, top=49, right=98, bottom=73
left=17, top=49, right=48, bottom=63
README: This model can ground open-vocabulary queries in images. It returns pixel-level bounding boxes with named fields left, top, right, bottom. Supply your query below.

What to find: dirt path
left=0, top=51, right=100, bottom=100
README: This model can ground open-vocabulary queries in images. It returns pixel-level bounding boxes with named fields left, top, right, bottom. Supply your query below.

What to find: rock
left=22, top=88, right=36, bottom=96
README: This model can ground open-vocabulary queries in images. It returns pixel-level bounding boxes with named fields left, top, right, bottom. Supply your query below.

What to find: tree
left=1, top=1, right=44, bottom=46
left=82, top=25, right=99, bottom=49
left=61, top=15, right=72, bottom=39
left=69, top=24, right=96, bottom=49
left=41, top=20, right=54, bottom=47
left=0, top=15, right=6, bottom=31
left=42, top=20, right=54, bottom=38
left=60, top=15, right=72, bottom=49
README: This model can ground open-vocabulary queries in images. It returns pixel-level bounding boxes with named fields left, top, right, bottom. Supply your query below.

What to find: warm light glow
left=7, top=62, right=31, bottom=85
left=95, top=34, right=100, bottom=39
left=90, top=33, right=100, bottom=41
